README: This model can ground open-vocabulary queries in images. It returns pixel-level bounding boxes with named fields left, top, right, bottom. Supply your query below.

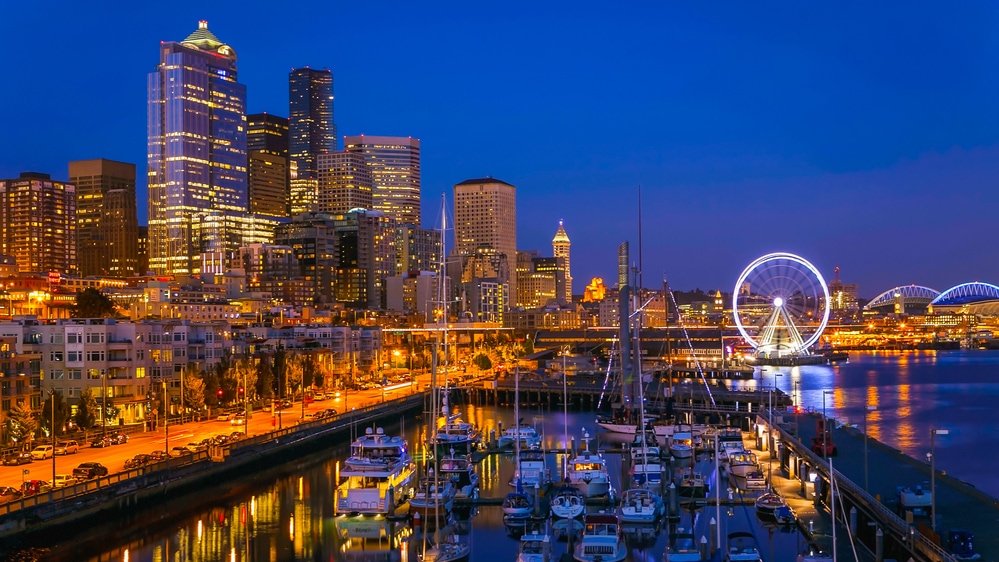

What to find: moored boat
left=510, top=447, right=549, bottom=488
left=432, top=391, right=481, bottom=456
left=618, top=486, right=663, bottom=524
left=677, top=470, right=708, bottom=498
left=727, top=451, right=759, bottom=478
left=550, top=485, right=586, bottom=519
left=572, top=513, right=627, bottom=562
left=439, top=452, right=479, bottom=499
left=754, top=489, right=787, bottom=518
left=409, top=475, right=456, bottom=519
left=502, top=491, right=534, bottom=517
left=668, top=430, right=693, bottom=460
left=566, top=432, right=611, bottom=498
left=335, top=426, right=416, bottom=516
left=498, top=424, right=542, bottom=449
left=663, top=531, right=703, bottom=562
left=517, top=530, right=552, bottom=562
left=724, top=532, right=762, bottom=562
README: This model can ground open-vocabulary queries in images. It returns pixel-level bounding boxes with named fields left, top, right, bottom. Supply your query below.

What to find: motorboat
left=631, top=446, right=663, bottom=487
left=727, top=451, right=759, bottom=478
left=947, top=530, right=982, bottom=560
left=550, top=485, right=586, bottom=519
left=754, top=489, right=787, bottom=518
left=572, top=513, right=627, bottom=562
left=517, top=530, right=552, bottom=562
left=717, top=428, right=745, bottom=461
left=335, top=426, right=417, bottom=515
left=618, top=486, right=663, bottom=524
left=503, top=491, right=534, bottom=517
left=409, top=474, right=456, bottom=519
left=510, top=447, right=549, bottom=488
left=898, top=484, right=931, bottom=515
left=631, top=425, right=661, bottom=449
left=731, top=468, right=766, bottom=491
left=677, top=471, right=708, bottom=498
left=498, top=424, right=542, bottom=449
left=774, top=505, right=795, bottom=526
left=432, top=391, right=481, bottom=456
left=724, top=532, right=762, bottom=562
left=566, top=432, right=611, bottom=497
left=669, top=431, right=693, bottom=460
left=663, top=531, right=702, bottom=562
left=439, top=452, right=479, bottom=499
left=552, top=517, right=584, bottom=542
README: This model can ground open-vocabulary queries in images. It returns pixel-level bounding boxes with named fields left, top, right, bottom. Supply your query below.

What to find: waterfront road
left=0, top=374, right=444, bottom=493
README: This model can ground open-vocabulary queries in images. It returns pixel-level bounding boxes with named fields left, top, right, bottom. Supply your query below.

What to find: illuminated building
left=69, top=159, right=139, bottom=277
left=828, top=266, right=859, bottom=314
left=331, top=209, right=394, bottom=309
left=147, top=21, right=248, bottom=275
left=136, top=226, right=148, bottom=275
left=583, top=278, right=607, bottom=302
left=344, top=135, right=421, bottom=225
left=194, top=212, right=279, bottom=277
left=317, top=151, right=373, bottom=214
left=392, top=225, right=441, bottom=276
left=552, top=220, right=572, bottom=303
left=289, top=68, right=336, bottom=215
left=453, top=178, right=517, bottom=307
left=0, top=172, right=77, bottom=275
left=247, top=113, right=290, bottom=218
left=273, top=213, right=339, bottom=305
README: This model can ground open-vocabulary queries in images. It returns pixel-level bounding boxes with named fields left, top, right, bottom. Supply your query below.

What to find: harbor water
left=27, top=350, right=999, bottom=561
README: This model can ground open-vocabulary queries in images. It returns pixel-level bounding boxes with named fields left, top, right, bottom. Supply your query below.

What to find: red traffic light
left=238, top=387, right=244, bottom=394
left=217, top=389, right=223, bottom=397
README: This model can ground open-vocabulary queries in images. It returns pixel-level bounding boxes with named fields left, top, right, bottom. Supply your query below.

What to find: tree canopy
left=71, top=287, right=117, bottom=318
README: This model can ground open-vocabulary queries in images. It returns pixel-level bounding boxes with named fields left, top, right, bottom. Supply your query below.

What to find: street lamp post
left=46, top=388, right=55, bottom=495
left=864, top=405, right=877, bottom=493
left=822, top=390, right=833, bottom=460
left=101, top=372, right=107, bottom=438
left=930, top=428, right=949, bottom=533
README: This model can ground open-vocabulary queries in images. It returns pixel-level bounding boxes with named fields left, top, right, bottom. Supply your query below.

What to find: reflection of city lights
left=123, top=550, right=129, bottom=562
left=251, top=496, right=256, bottom=517
left=230, top=547, right=236, bottom=562
left=298, top=476, right=303, bottom=501
left=197, top=519, right=203, bottom=539
left=289, top=515, right=295, bottom=540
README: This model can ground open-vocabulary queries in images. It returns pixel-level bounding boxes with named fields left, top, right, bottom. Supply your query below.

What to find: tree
left=71, top=287, right=117, bottom=318
left=301, top=353, right=316, bottom=391
left=184, top=372, right=206, bottom=419
left=40, top=390, right=71, bottom=437
left=472, top=353, right=492, bottom=371
left=254, top=354, right=273, bottom=400
left=273, top=347, right=288, bottom=397
left=7, top=401, right=37, bottom=448
left=75, top=387, right=98, bottom=438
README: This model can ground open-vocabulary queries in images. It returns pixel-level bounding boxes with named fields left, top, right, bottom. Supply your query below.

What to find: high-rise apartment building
left=147, top=21, right=248, bottom=275
left=0, top=172, right=77, bottom=275
left=289, top=68, right=335, bottom=215
left=552, top=220, right=572, bottom=303
left=247, top=113, right=290, bottom=218
left=453, top=177, right=517, bottom=306
left=317, top=151, right=373, bottom=214
left=69, top=159, right=139, bottom=277
left=344, top=135, right=421, bottom=225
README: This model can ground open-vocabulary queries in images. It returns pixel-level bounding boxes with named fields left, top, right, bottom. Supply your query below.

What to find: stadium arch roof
left=930, top=282, right=999, bottom=315
left=864, top=285, right=940, bottom=311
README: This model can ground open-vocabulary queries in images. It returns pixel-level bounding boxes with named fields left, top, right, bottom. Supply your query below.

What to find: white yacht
left=618, top=487, right=663, bottom=524
left=727, top=451, right=759, bottom=478
left=408, top=475, right=456, bottom=519
left=334, top=426, right=417, bottom=515
left=432, top=391, right=481, bottom=456
left=510, top=447, right=548, bottom=488
left=567, top=432, right=611, bottom=498
left=498, top=424, right=542, bottom=449
left=630, top=445, right=663, bottom=487
left=573, top=514, right=627, bottom=562
left=439, top=452, right=479, bottom=499
left=669, top=431, right=693, bottom=460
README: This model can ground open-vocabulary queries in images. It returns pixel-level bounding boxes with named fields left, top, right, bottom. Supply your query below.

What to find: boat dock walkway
left=760, top=409, right=998, bottom=562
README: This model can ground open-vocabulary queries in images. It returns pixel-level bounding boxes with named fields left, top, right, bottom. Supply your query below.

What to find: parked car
left=109, top=433, right=129, bottom=445
left=52, top=474, right=78, bottom=488
left=30, top=445, right=54, bottom=460
left=216, top=412, right=232, bottom=421
left=20, top=480, right=50, bottom=496
left=73, top=462, right=109, bottom=480
left=169, top=446, right=191, bottom=457
left=148, top=450, right=170, bottom=462
left=0, top=486, right=22, bottom=504
left=229, top=431, right=245, bottom=441
left=91, top=436, right=113, bottom=448
left=2, top=452, right=32, bottom=466
left=124, top=454, right=153, bottom=470
left=55, top=440, right=80, bottom=455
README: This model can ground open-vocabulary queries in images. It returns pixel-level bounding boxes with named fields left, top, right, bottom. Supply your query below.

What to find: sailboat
left=504, top=364, right=534, bottom=517
left=420, top=194, right=470, bottom=562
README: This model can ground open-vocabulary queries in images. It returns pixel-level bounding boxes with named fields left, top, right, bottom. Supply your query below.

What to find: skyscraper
left=317, top=151, right=373, bottom=214
left=453, top=177, right=517, bottom=309
left=289, top=68, right=335, bottom=215
left=344, top=135, right=421, bottom=225
left=0, top=172, right=77, bottom=275
left=552, top=220, right=572, bottom=303
left=147, top=21, right=247, bottom=275
left=247, top=113, right=290, bottom=218
left=69, top=159, right=139, bottom=277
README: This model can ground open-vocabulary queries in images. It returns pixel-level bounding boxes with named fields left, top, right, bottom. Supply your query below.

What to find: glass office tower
left=147, top=21, right=247, bottom=275
left=289, top=68, right=336, bottom=215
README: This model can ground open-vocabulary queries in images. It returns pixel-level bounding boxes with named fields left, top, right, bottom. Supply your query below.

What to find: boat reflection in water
left=334, top=515, right=412, bottom=562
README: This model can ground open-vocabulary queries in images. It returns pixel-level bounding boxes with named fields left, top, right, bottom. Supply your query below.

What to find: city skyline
left=3, top=3, right=999, bottom=296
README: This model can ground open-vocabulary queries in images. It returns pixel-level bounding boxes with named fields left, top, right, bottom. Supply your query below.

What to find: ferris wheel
left=732, top=252, right=830, bottom=357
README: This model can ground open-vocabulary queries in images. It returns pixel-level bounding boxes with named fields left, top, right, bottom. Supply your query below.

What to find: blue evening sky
left=2, top=1, right=998, bottom=298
